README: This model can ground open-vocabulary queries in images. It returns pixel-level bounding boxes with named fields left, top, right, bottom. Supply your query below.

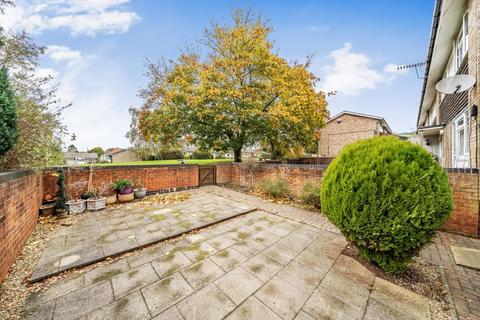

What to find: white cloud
left=306, top=25, right=330, bottom=32
left=35, top=67, right=59, bottom=79
left=46, top=45, right=84, bottom=66
left=1, top=0, right=140, bottom=37
left=319, top=43, right=406, bottom=96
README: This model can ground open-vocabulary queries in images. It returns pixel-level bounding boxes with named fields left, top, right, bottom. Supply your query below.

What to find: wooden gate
left=198, top=166, right=216, bottom=186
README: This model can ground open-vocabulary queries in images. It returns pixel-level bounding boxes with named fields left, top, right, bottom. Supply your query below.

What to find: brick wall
left=230, top=164, right=324, bottom=197
left=442, top=170, right=479, bottom=238
left=43, top=165, right=199, bottom=199
left=216, top=164, right=233, bottom=185
left=0, top=170, right=43, bottom=282
left=318, top=113, right=384, bottom=157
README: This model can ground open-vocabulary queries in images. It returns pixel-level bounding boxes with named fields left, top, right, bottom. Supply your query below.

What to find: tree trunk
left=270, top=142, right=276, bottom=160
left=234, top=148, right=242, bottom=162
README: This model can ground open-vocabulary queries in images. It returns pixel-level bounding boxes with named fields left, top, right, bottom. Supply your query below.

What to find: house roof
left=417, top=0, right=468, bottom=126
left=327, top=111, right=393, bottom=134
left=106, top=148, right=126, bottom=155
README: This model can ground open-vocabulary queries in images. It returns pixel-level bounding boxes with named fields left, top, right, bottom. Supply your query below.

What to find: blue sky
left=2, top=0, right=434, bottom=150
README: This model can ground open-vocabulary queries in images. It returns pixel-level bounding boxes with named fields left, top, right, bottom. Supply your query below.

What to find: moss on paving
left=189, top=262, right=203, bottom=272
left=152, top=214, right=166, bottom=221
left=216, top=250, right=230, bottom=258
left=92, top=269, right=123, bottom=284
left=249, top=265, right=263, bottom=273
left=255, top=237, right=265, bottom=243
left=128, top=270, right=139, bottom=278
left=237, top=232, right=250, bottom=240
left=194, top=250, right=210, bottom=261
left=254, top=226, right=263, bottom=232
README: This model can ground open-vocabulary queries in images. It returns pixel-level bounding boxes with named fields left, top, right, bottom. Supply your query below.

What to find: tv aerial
left=397, top=61, right=426, bottom=79
left=435, top=74, right=476, bottom=94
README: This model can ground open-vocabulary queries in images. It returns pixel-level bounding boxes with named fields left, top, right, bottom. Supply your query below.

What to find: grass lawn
left=88, top=159, right=233, bottom=166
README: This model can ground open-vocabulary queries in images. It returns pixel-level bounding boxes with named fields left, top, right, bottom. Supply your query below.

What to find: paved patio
left=31, top=189, right=255, bottom=282
left=22, top=187, right=434, bottom=320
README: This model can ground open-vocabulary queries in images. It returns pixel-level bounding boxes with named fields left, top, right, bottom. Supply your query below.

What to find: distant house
left=318, top=111, right=392, bottom=157
left=64, top=152, right=98, bottom=166
left=417, top=0, right=477, bottom=169
left=109, top=149, right=140, bottom=163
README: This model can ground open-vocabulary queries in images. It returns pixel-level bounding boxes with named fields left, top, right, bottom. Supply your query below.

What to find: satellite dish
left=436, top=74, right=476, bottom=94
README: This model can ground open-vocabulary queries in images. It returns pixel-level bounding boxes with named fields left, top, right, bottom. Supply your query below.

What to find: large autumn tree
left=137, top=9, right=328, bottom=162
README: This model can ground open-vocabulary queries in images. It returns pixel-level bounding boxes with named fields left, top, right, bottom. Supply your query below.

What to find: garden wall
left=43, top=165, right=199, bottom=200
left=443, top=169, right=479, bottom=238
left=229, top=164, right=324, bottom=197
left=0, top=169, right=43, bottom=282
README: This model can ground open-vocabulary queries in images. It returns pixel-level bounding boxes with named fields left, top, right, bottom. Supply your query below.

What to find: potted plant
left=134, top=179, right=147, bottom=199
left=66, top=182, right=87, bottom=214
left=112, top=179, right=134, bottom=202
left=54, top=169, right=68, bottom=215
left=85, top=188, right=106, bottom=211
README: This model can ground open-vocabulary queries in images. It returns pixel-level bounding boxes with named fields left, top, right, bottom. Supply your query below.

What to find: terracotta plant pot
left=86, top=198, right=106, bottom=211
left=105, top=194, right=117, bottom=205
left=134, top=188, right=147, bottom=199
left=119, top=187, right=133, bottom=195
left=66, top=199, right=86, bottom=214
left=118, top=192, right=134, bottom=203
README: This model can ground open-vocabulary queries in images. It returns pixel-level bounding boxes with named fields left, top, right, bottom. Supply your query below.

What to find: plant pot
left=87, top=198, right=106, bottom=211
left=134, top=188, right=147, bottom=199
left=105, top=194, right=117, bottom=205
left=119, top=187, right=133, bottom=195
left=66, top=199, right=86, bottom=214
left=118, top=192, right=134, bottom=203
left=39, top=204, right=56, bottom=215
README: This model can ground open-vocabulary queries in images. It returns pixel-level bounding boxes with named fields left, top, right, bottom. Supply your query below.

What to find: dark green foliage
left=321, top=137, right=452, bottom=274
left=55, top=168, right=67, bottom=212
left=259, top=176, right=290, bottom=198
left=300, top=181, right=321, bottom=208
left=0, top=67, right=17, bottom=156
left=111, top=179, right=133, bottom=192
left=192, top=150, right=213, bottom=159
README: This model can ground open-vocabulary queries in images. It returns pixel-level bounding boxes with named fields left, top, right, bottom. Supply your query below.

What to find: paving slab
left=53, top=282, right=114, bottom=320
left=451, top=245, right=480, bottom=270
left=209, top=247, right=248, bottom=272
left=180, top=258, right=225, bottom=289
left=86, top=291, right=150, bottom=320
left=214, top=267, right=263, bottom=305
left=141, top=272, right=194, bottom=316
left=255, top=276, right=310, bottom=319
left=30, top=189, right=255, bottom=282
left=366, top=277, right=430, bottom=320
left=177, top=283, right=236, bottom=319
left=111, top=263, right=159, bottom=298
left=150, top=251, right=192, bottom=278
left=224, top=296, right=282, bottom=320
left=151, top=306, right=184, bottom=320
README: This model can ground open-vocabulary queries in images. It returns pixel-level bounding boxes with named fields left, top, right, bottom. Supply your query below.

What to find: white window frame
left=452, top=111, right=469, bottom=168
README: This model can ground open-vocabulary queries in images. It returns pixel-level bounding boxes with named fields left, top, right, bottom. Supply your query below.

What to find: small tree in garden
left=55, top=168, right=67, bottom=212
left=321, top=136, right=452, bottom=274
left=0, top=67, right=17, bottom=156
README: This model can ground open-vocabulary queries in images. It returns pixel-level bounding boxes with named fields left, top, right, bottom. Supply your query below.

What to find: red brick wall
left=43, top=165, right=199, bottom=199
left=216, top=164, right=233, bottom=185
left=0, top=170, right=43, bottom=282
left=230, top=164, right=324, bottom=197
left=442, top=171, right=479, bottom=238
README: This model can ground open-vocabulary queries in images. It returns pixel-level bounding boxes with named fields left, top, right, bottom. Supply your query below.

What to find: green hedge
left=321, top=137, right=452, bottom=273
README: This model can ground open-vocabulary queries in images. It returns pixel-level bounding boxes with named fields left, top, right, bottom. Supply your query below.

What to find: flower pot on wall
left=134, top=188, right=147, bottom=199
left=118, top=192, right=134, bottom=203
left=66, top=199, right=86, bottom=214
left=105, top=194, right=117, bottom=205
left=86, top=198, right=106, bottom=211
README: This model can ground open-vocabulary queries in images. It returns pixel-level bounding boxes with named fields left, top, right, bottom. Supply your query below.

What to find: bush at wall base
left=320, top=136, right=453, bottom=274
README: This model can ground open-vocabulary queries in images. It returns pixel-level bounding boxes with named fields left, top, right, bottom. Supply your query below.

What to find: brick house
left=318, top=111, right=392, bottom=157
left=417, top=0, right=479, bottom=238
left=417, top=0, right=479, bottom=169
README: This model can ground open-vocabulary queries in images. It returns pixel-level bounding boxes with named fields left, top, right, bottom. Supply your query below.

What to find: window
left=447, top=10, right=469, bottom=74
left=453, top=111, right=469, bottom=168
left=464, top=11, right=469, bottom=52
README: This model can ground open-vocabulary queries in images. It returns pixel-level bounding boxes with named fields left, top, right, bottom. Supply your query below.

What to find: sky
left=1, top=0, right=435, bottom=151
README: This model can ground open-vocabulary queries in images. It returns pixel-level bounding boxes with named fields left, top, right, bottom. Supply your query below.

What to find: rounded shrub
left=320, top=136, right=452, bottom=273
